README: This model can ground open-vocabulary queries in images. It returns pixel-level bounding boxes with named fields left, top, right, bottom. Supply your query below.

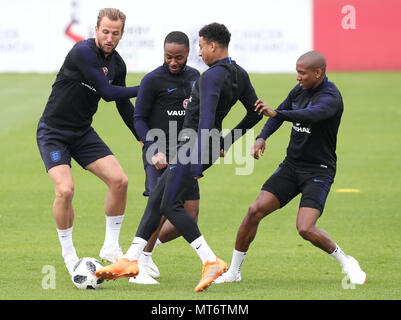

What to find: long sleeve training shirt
left=183, top=57, right=263, bottom=177
left=134, top=63, right=200, bottom=159
left=258, top=76, right=343, bottom=175
left=41, top=38, right=139, bottom=139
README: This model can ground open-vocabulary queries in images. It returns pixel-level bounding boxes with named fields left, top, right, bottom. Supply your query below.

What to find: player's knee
left=109, top=174, right=129, bottom=193
left=120, top=175, right=129, bottom=190
left=297, top=224, right=314, bottom=240
left=55, top=185, right=74, bottom=201
left=246, top=203, right=264, bottom=223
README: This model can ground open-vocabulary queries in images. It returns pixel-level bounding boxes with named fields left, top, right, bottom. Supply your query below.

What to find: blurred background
left=1, top=0, right=400, bottom=74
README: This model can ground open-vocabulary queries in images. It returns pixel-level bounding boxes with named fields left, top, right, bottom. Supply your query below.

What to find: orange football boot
left=95, top=258, right=139, bottom=280
left=194, top=257, right=228, bottom=292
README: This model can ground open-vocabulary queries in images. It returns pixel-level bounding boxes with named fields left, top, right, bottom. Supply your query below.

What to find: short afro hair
left=164, top=31, right=190, bottom=49
left=199, top=22, right=231, bottom=47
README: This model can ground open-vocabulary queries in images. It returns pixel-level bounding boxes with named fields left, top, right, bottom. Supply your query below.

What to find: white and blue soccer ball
left=71, top=257, right=104, bottom=290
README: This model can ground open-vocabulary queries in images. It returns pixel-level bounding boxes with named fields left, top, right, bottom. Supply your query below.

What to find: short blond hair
left=97, top=8, right=126, bottom=32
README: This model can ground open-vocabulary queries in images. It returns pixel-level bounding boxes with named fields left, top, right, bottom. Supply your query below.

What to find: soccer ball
left=71, top=257, right=104, bottom=289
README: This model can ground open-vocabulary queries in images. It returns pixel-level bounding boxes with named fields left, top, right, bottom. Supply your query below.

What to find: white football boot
left=342, top=256, right=366, bottom=284
left=147, top=255, right=160, bottom=279
left=99, top=246, right=124, bottom=263
left=64, top=254, right=79, bottom=276
left=213, top=271, right=241, bottom=284
left=129, top=263, right=159, bottom=285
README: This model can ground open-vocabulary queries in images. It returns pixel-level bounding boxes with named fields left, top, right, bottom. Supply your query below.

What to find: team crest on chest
left=183, top=98, right=189, bottom=109
left=102, top=67, right=108, bottom=75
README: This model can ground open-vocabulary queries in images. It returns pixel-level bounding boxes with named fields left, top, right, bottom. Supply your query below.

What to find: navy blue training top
left=41, top=38, right=139, bottom=139
left=183, top=57, right=263, bottom=177
left=258, top=76, right=343, bottom=175
left=134, top=63, right=200, bottom=159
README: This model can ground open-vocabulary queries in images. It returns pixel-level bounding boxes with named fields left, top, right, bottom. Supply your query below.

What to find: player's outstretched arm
left=273, top=94, right=340, bottom=124
left=73, top=44, right=139, bottom=101
left=254, top=99, right=277, bottom=118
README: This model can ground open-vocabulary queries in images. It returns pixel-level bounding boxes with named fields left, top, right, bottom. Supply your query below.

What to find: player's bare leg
left=86, top=155, right=128, bottom=217
left=49, top=165, right=75, bottom=229
left=86, top=155, right=128, bottom=262
left=142, top=217, right=165, bottom=254
left=296, top=207, right=336, bottom=253
left=215, top=191, right=280, bottom=283
left=296, top=207, right=366, bottom=284
left=48, top=164, right=78, bottom=273
left=235, top=191, right=280, bottom=252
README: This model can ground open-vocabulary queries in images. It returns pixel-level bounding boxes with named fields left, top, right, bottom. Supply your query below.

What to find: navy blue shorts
left=36, top=120, right=113, bottom=172
left=141, top=147, right=200, bottom=200
left=261, top=162, right=333, bottom=214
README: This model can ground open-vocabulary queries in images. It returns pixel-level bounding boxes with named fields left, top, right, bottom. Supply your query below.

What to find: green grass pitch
left=0, top=71, right=400, bottom=301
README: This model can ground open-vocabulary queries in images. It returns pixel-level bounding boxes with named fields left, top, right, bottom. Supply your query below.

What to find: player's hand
left=251, top=138, right=266, bottom=160
left=152, top=152, right=168, bottom=170
left=254, top=99, right=277, bottom=117
left=139, top=141, right=144, bottom=149
left=220, top=149, right=226, bottom=157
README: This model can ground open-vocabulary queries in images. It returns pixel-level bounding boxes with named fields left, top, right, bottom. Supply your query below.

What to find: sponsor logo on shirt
left=292, top=123, right=311, bottom=134
left=81, top=82, right=97, bottom=92
left=167, top=110, right=185, bottom=116
left=165, top=98, right=189, bottom=116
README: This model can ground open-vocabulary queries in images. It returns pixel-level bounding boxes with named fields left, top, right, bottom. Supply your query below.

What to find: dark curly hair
left=198, top=22, right=231, bottom=47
